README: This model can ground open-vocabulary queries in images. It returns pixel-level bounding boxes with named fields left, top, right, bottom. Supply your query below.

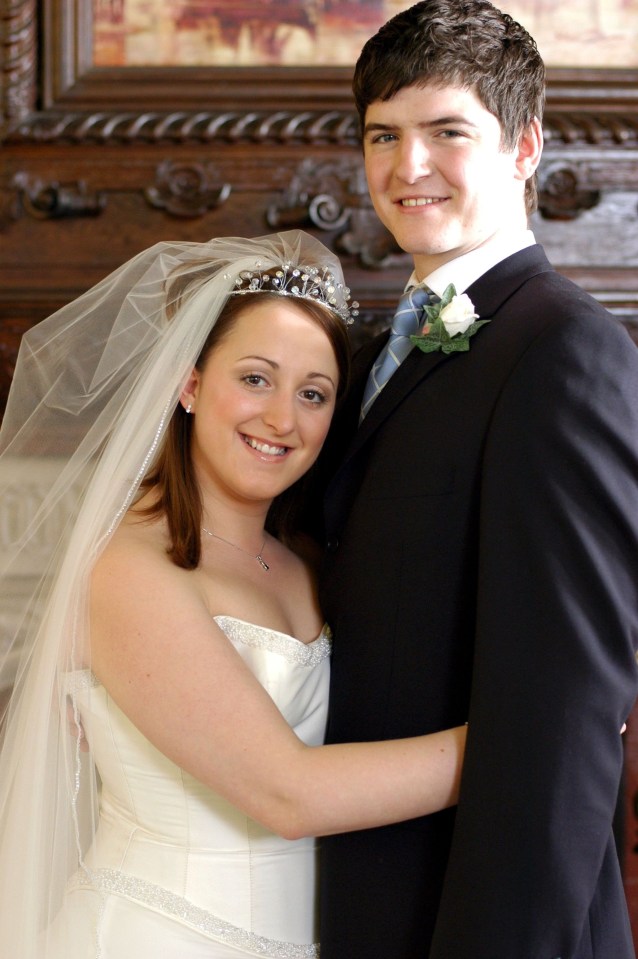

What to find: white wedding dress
left=51, top=615, right=331, bottom=959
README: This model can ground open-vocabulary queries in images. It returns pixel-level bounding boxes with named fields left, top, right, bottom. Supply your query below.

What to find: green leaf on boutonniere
left=410, top=283, right=490, bottom=355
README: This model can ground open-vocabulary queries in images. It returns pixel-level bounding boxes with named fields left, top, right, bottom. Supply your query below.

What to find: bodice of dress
left=68, top=616, right=331, bottom=958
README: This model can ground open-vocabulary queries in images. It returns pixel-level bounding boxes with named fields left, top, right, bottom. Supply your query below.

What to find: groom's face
left=362, top=81, right=532, bottom=279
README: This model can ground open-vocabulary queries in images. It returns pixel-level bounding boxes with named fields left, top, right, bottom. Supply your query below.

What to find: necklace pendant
left=201, top=526, right=269, bottom=571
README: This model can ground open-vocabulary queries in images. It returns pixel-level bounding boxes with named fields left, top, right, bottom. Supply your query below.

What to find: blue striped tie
left=360, top=286, right=437, bottom=420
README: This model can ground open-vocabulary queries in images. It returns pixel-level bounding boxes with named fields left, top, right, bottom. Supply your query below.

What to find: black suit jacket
left=318, top=246, right=638, bottom=958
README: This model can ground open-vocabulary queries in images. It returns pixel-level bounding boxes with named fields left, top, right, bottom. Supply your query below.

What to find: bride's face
left=182, top=298, right=340, bottom=508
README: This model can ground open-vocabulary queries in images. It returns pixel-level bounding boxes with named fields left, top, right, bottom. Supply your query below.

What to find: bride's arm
left=274, top=727, right=466, bottom=839
left=89, top=541, right=466, bottom=840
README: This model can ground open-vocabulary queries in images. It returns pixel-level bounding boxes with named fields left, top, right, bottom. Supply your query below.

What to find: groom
left=318, top=2, right=638, bottom=957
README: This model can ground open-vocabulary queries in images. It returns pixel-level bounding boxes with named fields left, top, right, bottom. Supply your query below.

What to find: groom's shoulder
left=478, top=245, right=615, bottom=327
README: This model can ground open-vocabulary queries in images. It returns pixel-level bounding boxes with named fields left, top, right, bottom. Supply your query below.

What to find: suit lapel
left=342, top=247, right=552, bottom=465
left=464, top=243, right=553, bottom=318
left=325, top=246, right=554, bottom=531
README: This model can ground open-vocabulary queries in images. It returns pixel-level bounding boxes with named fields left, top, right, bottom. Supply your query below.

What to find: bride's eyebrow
left=307, top=372, right=336, bottom=388
left=237, top=355, right=278, bottom=367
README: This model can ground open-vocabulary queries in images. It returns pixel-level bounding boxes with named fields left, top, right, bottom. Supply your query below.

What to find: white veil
left=0, top=230, right=350, bottom=957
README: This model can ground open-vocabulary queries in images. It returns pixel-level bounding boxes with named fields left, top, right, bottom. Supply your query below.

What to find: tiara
left=226, top=261, right=358, bottom=325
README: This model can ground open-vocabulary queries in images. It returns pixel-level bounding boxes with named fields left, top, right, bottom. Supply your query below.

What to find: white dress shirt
left=406, top=230, right=536, bottom=297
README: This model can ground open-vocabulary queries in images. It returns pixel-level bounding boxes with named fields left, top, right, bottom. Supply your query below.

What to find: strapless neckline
left=214, top=614, right=329, bottom=647
left=213, top=615, right=331, bottom=667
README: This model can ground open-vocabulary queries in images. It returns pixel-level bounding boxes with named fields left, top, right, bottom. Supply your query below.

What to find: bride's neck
left=200, top=498, right=270, bottom=553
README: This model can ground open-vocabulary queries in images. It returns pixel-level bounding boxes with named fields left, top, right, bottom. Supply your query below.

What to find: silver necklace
left=201, top=526, right=270, bottom=571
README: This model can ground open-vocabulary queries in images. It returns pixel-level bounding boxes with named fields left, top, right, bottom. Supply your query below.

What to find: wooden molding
left=2, top=0, right=638, bottom=148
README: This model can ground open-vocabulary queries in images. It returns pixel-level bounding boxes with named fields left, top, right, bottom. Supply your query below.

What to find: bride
left=0, top=231, right=466, bottom=958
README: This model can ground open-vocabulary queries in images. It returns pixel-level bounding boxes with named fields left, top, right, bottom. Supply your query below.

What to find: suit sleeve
left=429, top=310, right=638, bottom=958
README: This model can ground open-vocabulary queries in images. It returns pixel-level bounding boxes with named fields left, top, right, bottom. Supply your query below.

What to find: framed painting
left=2, top=0, right=638, bottom=145
left=92, top=0, right=638, bottom=71
left=91, top=0, right=389, bottom=69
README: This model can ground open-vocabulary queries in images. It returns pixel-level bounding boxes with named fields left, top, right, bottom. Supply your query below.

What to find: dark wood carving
left=13, top=172, right=107, bottom=219
left=0, top=0, right=37, bottom=134
left=538, top=164, right=601, bottom=220
left=6, top=107, right=638, bottom=149
left=7, top=109, right=361, bottom=145
left=145, top=161, right=231, bottom=218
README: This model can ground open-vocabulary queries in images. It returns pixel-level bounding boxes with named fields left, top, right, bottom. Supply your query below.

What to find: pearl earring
left=185, top=404, right=192, bottom=414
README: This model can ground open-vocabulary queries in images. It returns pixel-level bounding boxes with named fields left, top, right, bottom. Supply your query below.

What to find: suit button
left=326, top=538, right=339, bottom=552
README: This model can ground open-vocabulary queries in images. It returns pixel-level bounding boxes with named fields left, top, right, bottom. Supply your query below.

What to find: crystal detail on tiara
left=225, top=261, right=358, bottom=325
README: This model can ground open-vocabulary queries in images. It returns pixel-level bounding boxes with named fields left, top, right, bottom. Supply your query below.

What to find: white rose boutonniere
left=410, top=284, right=490, bottom=354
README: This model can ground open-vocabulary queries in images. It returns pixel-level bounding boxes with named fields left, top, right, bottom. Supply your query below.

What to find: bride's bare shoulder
left=92, top=494, right=174, bottom=586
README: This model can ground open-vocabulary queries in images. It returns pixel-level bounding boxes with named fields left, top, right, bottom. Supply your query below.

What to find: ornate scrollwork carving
left=13, top=173, right=107, bottom=219
left=338, top=212, right=411, bottom=271
left=0, top=0, right=37, bottom=135
left=537, top=163, right=601, bottom=220
left=7, top=110, right=361, bottom=146
left=267, top=156, right=411, bottom=270
left=267, top=157, right=365, bottom=228
left=144, top=160, right=231, bottom=217
left=5, top=107, right=638, bottom=150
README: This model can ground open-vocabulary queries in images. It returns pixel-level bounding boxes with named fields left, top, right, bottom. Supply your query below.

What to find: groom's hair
left=352, top=0, right=545, bottom=214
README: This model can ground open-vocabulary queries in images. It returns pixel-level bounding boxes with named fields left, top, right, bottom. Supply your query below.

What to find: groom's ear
left=514, top=117, right=543, bottom=181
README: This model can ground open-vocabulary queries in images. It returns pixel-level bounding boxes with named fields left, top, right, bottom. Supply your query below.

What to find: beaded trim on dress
left=72, top=869, right=319, bottom=959
left=214, top=616, right=332, bottom=668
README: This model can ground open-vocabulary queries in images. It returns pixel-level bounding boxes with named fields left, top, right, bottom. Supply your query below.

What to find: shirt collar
left=406, top=230, right=536, bottom=296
